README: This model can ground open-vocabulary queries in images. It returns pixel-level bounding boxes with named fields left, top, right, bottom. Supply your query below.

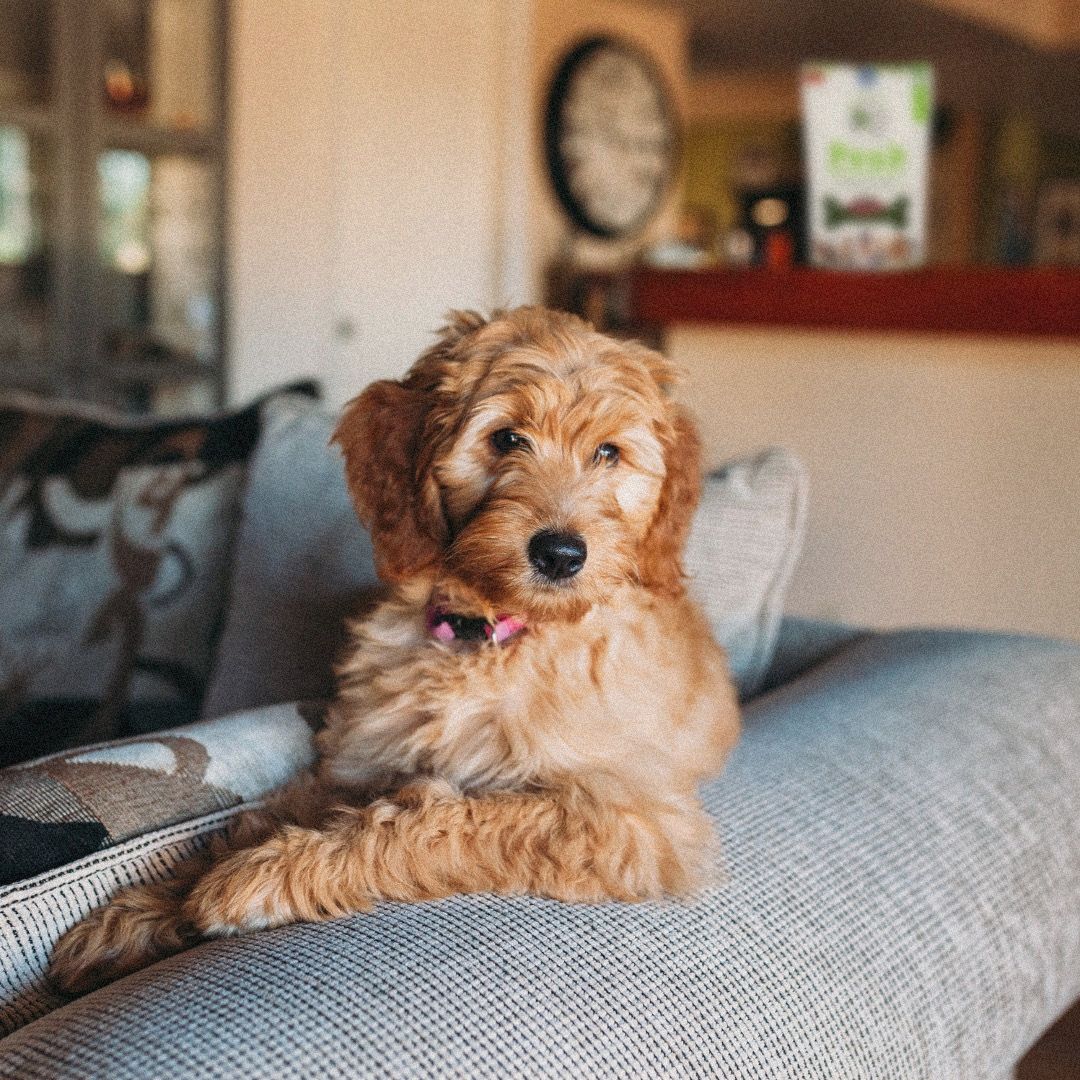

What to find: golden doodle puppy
left=50, top=306, right=740, bottom=995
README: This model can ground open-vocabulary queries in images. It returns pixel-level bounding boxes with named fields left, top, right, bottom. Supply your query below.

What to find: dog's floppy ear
left=634, top=348, right=702, bottom=595
left=333, top=380, right=441, bottom=582
left=332, top=311, right=489, bottom=582
left=622, top=339, right=682, bottom=399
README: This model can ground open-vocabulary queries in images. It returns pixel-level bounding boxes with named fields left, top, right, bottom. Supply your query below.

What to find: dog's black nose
left=528, top=530, right=587, bottom=581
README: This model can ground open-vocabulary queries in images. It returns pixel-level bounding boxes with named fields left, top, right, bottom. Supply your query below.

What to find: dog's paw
left=48, top=911, right=119, bottom=996
left=48, top=893, right=187, bottom=996
left=184, top=826, right=379, bottom=936
left=183, top=868, right=271, bottom=937
left=182, top=846, right=303, bottom=938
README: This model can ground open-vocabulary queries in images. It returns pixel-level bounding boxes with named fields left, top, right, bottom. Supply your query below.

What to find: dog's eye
left=594, top=443, right=620, bottom=467
left=491, top=428, right=526, bottom=455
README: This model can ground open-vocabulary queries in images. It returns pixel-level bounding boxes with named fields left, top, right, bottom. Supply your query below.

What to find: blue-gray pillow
left=684, top=448, right=808, bottom=699
left=201, top=396, right=379, bottom=719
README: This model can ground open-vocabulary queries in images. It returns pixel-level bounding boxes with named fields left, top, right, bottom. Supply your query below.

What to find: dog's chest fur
left=318, top=586, right=734, bottom=801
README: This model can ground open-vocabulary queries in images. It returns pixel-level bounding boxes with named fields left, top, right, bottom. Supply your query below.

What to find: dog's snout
left=528, top=530, right=587, bottom=581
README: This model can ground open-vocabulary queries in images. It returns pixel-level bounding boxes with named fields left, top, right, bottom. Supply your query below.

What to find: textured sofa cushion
left=0, top=700, right=317, bottom=889
left=203, top=395, right=805, bottom=715
left=0, top=805, right=246, bottom=1035
left=0, top=387, right=315, bottom=765
left=2, top=629, right=1078, bottom=1075
left=685, top=448, right=808, bottom=698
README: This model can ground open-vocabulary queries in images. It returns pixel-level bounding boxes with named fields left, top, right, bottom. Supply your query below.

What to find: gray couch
left=1, top=400, right=1078, bottom=1079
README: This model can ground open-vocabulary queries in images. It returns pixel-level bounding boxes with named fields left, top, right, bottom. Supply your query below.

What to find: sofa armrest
left=3, top=628, right=1077, bottom=1076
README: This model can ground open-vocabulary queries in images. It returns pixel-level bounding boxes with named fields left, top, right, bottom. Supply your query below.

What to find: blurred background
left=1, top=0, right=1078, bottom=642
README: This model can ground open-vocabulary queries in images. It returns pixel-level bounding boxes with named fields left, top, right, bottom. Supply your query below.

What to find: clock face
left=545, top=37, right=678, bottom=239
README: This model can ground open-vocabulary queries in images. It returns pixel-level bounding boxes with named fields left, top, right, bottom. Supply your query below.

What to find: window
left=0, top=0, right=226, bottom=413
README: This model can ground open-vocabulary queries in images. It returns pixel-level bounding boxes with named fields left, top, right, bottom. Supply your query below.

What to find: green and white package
left=801, top=63, right=933, bottom=270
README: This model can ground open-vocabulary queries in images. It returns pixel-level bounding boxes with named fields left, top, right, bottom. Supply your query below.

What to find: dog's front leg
left=48, top=770, right=331, bottom=994
left=184, top=778, right=709, bottom=936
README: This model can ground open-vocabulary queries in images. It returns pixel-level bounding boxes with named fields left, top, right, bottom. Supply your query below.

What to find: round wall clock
left=544, top=36, right=678, bottom=239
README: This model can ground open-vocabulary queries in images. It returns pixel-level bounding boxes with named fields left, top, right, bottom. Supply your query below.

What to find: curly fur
left=49, top=306, right=740, bottom=995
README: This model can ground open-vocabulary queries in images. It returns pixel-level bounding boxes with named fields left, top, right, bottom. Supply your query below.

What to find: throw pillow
left=0, top=699, right=319, bottom=887
left=200, top=396, right=381, bottom=718
left=0, top=700, right=319, bottom=1035
left=684, top=448, right=808, bottom=699
left=0, top=385, right=317, bottom=765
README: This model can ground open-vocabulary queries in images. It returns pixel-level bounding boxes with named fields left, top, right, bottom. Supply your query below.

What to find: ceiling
left=663, top=0, right=1080, bottom=136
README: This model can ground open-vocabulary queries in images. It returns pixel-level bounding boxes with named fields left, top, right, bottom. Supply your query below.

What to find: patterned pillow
left=1, top=804, right=244, bottom=1035
left=0, top=700, right=320, bottom=1034
left=0, top=386, right=317, bottom=766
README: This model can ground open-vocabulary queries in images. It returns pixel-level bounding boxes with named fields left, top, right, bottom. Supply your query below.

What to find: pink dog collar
left=426, top=607, right=526, bottom=645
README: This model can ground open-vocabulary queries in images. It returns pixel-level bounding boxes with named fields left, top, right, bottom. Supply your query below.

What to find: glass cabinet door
left=95, top=0, right=224, bottom=412
left=102, top=0, right=216, bottom=135
left=0, top=125, right=52, bottom=385
left=98, top=150, right=216, bottom=367
left=0, top=1, right=55, bottom=392
left=0, top=0, right=225, bottom=413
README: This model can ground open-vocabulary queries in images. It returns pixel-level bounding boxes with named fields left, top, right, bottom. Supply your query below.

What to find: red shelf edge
left=629, top=267, right=1080, bottom=340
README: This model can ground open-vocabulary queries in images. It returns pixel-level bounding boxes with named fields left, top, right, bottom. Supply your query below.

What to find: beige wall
left=324, top=1, right=516, bottom=402
left=671, top=326, right=1080, bottom=640
left=227, top=0, right=341, bottom=404
left=529, top=0, right=688, bottom=299
left=228, top=0, right=532, bottom=406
